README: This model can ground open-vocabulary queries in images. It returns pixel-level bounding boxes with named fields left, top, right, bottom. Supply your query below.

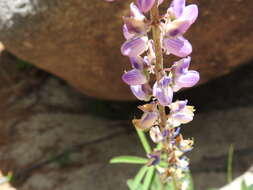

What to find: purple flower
left=149, top=126, right=163, bottom=143
left=167, top=100, right=195, bottom=127
left=169, top=0, right=198, bottom=23
left=130, top=84, right=151, bottom=101
left=133, top=110, right=159, bottom=130
left=122, top=69, right=148, bottom=85
left=122, top=3, right=150, bottom=38
left=129, top=56, right=144, bottom=70
left=163, top=36, right=192, bottom=57
left=171, top=57, right=200, bottom=91
left=162, top=0, right=198, bottom=57
left=130, top=2, right=146, bottom=19
left=144, top=40, right=156, bottom=65
left=170, top=0, right=185, bottom=18
left=122, top=24, right=135, bottom=40
left=140, top=111, right=159, bottom=129
left=137, top=0, right=155, bottom=13
left=153, top=76, right=173, bottom=106
left=121, top=36, right=148, bottom=57
left=147, top=150, right=161, bottom=166
left=176, top=156, right=189, bottom=171
left=164, top=19, right=191, bottom=38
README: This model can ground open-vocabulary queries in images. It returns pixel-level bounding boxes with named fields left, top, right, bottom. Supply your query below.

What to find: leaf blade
left=133, top=166, right=149, bottom=189
left=142, top=166, right=155, bottom=190
left=110, top=156, right=148, bottom=164
left=136, top=129, right=152, bottom=154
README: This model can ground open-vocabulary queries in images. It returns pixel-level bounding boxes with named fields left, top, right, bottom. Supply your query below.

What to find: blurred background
left=0, top=0, right=252, bottom=189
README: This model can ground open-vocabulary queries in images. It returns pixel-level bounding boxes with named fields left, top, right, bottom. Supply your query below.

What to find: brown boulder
left=0, top=0, right=252, bottom=100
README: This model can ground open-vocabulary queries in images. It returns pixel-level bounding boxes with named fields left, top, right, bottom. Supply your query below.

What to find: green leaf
left=136, top=129, right=152, bottom=154
left=133, top=166, right=149, bottom=189
left=110, top=156, right=148, bottom=164
left=142, top=166, right=155, bottom=190
left=127, top=179, right=134, bottom=190
left=186, top=173, right=194, bottom=190
left=241, top=180, right=248, bottom=190
left=227, top=144, right=234, bottom=183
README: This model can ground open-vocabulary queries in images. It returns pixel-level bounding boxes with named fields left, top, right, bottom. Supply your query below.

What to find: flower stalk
left=150, top=1, right=167, bottom=129
left=111, top=0, right=200, bottom=189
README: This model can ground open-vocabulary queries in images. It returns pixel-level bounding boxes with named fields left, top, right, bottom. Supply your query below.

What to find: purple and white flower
left=137, top=0, right=155, bottom=13
left=133, top=110, right=159, bottom=130
left=149, top=126, right=163, bottom=143
left=122, top=68, right=149, bottom=85
left=130, top=84, right=152, bottom=101
left=153, top=75, right=174, bottom=106
left=121, top=36, right=149, bottom=57
left=171, top=57, right=200, bottom=92
left=167, top=100, right=194, bottom=127
left=163, top=0, right=198, bottom=57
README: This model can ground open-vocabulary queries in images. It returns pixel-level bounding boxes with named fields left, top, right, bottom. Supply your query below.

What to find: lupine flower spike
left=110, top=0, right=199, bottom=189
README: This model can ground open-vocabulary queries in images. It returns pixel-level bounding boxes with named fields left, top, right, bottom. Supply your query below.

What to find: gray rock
left=0, top=0, right=253, bottom=100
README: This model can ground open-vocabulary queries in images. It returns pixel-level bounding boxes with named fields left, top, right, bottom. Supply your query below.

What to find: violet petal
left=175, top=70, right=200, bottom=89
left=172, top=57, right=191, bottom=76
left=130, top=56, right=144, bottom=70
left=122, top=69, right=148, bottom=85
left=123, top=17, right=147, bottom=35
left=137, top=0, right=155, bottom=13
left=130, top=3, right=145, bottom=20
left=130, top=84, right=151, bottom=101
left=165, top=19, right=191, bottom=37
left=141, top=112, right=159, bottom=129
left=182, top=4, right=198, bottom=25
left=121, top=36, right=148, bottom=57
left=122, top=24, right=135, bottom=40
left=153, top=80, right=173, bottom=106
left=170, top=0, right=185, bottom=18
left=163, top=36, right=192, bottom=57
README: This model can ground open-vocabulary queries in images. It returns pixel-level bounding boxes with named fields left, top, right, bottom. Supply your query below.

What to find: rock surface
left=0, top=0, right=253, bottom=100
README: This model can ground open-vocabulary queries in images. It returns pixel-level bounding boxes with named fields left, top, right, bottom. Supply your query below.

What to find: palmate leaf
left=110, top=156, right=148, bottom=164
left=136, top=129, right=152, bottom=154
left=132, top=166, right=149, bottom=189
left=142, top=166, right=155, bottom=190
